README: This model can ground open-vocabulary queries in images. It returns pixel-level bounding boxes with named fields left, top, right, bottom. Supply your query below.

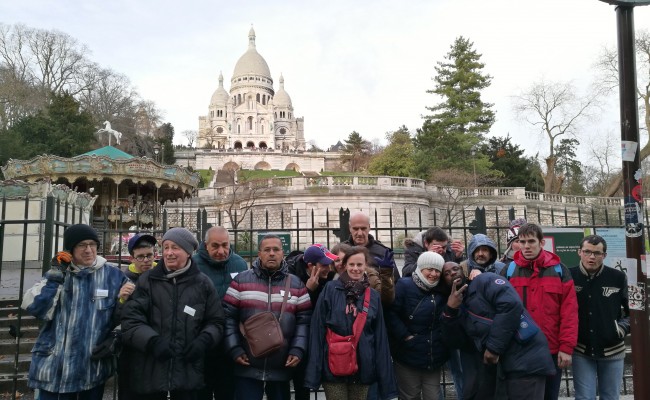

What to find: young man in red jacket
left=501, top=223, right=578, bottom=400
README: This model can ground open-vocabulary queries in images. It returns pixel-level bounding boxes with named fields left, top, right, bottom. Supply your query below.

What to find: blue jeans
left=572, top=352, right=624, bottom=400
left=234, top=377, right=290, bottom=400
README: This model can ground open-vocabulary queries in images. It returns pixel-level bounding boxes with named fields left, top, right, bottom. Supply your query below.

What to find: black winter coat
left=386, top=277, right=449, bottom=370
left=222, top=259, right=312, bottom=381
left=402, top=232, right=464, bottom=277
left=121, top=260, right=225, bottom=393
left=304, top=281, right=398, bottom=400
left=441, top=273, right=555, bottom=378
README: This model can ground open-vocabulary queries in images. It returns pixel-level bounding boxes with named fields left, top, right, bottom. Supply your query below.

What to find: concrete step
left=0, top=355, right=30, bottom=375
left=0, top=340, right=33, bottom=356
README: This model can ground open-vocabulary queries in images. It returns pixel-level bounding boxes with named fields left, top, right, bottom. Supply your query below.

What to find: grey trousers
left=322, top=382, right=369, bottom=400
left=394, top=361, right=441, bottom=400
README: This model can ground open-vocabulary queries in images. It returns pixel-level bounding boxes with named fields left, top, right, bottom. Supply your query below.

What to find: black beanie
left=64, top=224, right=100, bottom=251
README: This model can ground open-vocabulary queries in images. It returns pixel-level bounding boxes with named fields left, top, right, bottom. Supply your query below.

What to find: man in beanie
left=22, top=224, right=130, bottom=400
left=386, top=251, right=450, bottom=400
left=193, top=226, right=248, bottom=400
left=501, top=218, right=526, bottom=264
left=122, top=227, right=225, bottom=398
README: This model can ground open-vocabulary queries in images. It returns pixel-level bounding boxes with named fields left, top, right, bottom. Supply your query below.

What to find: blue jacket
left=441, top=273, right=555, bottom=378
left=386, top=277, right=449, bottom=370
left=193, top=242, right=248, bottom=300
left=222, top=259, right=312, bottom=381
left=25, top=257, right=127, bottom=393
left=305, top=281, right=398, bottom=400
left=464, top=234, right=505, bottom=275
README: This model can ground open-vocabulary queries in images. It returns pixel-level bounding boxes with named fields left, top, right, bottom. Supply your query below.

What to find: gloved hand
left=45, top=251, right=73, bottom=283
left=148, top=336, right=180, bottom=361
left=184, top=332, right=214, bottom=362
left=374, top=249, right=395, bottom=269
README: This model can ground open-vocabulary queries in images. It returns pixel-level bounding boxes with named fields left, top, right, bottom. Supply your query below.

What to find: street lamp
left=470, top=147, right=477, bottom=188
left=153, top=144, right=160, bottom=163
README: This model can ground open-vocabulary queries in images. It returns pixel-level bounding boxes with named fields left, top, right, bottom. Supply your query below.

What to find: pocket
left=540, top=283, right=562, bottom=315
left=96, top=297, right=116, bottom=311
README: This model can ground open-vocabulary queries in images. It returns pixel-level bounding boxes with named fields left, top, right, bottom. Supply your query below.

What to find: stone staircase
left=0, top=300, right=39, bottom=396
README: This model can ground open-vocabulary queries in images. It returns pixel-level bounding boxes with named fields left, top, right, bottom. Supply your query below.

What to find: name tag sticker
left=230, top=272, right=239, bottom=278
left=280, top=290, right=286, bottom=297
left=184, top=305, right=196, bottom=317
left=95, top=289, right=109, bottom=298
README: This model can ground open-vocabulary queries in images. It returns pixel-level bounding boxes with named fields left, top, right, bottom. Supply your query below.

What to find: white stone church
left=197, top=27, right=306, bottom=152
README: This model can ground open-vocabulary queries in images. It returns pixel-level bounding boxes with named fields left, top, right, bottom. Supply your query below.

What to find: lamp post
left=153, top=143, right=160, bottom=163
left=598, top=2, right=650, bottom=398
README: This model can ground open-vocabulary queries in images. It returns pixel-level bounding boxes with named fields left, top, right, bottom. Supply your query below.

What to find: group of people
left=21, top=213, right=630, bottom=400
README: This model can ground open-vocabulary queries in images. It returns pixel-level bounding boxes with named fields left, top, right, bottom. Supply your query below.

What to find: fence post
left=41, top=196, right=55, bottom=275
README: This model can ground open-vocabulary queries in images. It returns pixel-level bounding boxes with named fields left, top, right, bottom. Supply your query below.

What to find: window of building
left=248, top=116, right=253, bottom=130
left=217, top=127, right=223, bottom=133
left=256, top=93, right=260, bottom=103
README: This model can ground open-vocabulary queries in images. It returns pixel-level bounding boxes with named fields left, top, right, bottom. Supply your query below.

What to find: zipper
left=167, top=276, right=178, bottom=390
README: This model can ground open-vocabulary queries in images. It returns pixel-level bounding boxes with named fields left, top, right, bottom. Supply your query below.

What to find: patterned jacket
left=223, top=259, right=312, bottom=381
left=24, top=256, right=127, bottom=393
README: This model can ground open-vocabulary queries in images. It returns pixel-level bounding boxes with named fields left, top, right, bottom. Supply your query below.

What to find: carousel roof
left=1, top=149, right=200, bottom=199
left=81, top=146, right=134, bottom=160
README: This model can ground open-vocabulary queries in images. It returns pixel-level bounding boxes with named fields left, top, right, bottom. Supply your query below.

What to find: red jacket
left=506, top=250, right=578, bottom=355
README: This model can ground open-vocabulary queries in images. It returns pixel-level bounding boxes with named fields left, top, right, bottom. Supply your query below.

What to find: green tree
left=155, top=122, right=176, bottom=164
left=340, top=131, right=371, bottom=172
left=414, top=36, right=495, bottom=179
left=479, top=135, right=543, bottom=191
left=4, top=92, right=96, bottom=161
left=368, top=126, right=416, bottom=177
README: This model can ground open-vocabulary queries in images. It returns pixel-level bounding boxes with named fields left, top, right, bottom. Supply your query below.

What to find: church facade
left=197, top=27, right=306, bottom=152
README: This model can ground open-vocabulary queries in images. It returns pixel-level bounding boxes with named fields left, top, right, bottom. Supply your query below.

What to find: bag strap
left=278, top=277, right=292, bottom=321
left=351, top=288, right=371, bottom=345
left=507, top=261, right=562, bottom=279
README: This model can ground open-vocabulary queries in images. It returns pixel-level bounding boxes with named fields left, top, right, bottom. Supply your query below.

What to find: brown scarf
left=338, top=271, right=370, bottom=316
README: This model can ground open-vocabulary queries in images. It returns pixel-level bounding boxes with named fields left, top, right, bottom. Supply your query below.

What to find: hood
left=404, top=230, right=425, bottom=248
left=513, top=248, right=561, bottom=271
left=467, top=234, right=498, bottom=273
left=196, top=241, right=235, bottom=268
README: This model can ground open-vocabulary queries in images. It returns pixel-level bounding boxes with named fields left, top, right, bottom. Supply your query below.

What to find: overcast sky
left=3, top=0, right=650, bottom=160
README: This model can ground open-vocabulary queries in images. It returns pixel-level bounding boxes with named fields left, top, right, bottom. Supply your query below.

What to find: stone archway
left=254, top=161, right=271, bottom=170
left=234, top=141, right=242, bottom=149
left=246, top=141, right=255, bottom=149
left=285, top=163, right=300, bottom=172
left=259, top=141, right=268, bottom=149
left=223, top=161, right=239, bottom=171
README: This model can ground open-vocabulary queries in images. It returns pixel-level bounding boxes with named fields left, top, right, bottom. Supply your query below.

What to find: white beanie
left=417, top=251, right=445, bottom=272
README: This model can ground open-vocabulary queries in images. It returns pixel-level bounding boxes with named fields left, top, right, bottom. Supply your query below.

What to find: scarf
left=412, top=270, right=439, bottom=291
left=164, top=259, right=192, bottom=279
left=338, top=271, right=370, bottom=316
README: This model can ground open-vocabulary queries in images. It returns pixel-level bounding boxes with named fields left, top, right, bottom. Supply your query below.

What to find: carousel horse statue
left=96, top=121, right=123, bottom=146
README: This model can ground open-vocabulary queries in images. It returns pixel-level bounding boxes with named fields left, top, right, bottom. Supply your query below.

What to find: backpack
left=506, top=261, right=562, bottom=279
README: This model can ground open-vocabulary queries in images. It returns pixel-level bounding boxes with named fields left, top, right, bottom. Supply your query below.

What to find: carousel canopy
left=81, top=146, right=134, bottom=160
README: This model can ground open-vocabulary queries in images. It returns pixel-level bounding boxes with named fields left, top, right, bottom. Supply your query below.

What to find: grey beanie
left=162, top=227, right=198, bottom=255
left=417, top=251, right=445, bottom=272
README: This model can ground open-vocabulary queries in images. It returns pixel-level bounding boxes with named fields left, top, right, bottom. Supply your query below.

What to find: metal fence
left=0, top=195, right=636, bottom=399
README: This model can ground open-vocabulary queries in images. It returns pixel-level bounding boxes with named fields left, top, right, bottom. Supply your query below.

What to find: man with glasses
left=118, top=233, right=158, bottom=400
left=23, top=224, right=130, bottom=400
left=569, top=235, right=630, bottom=400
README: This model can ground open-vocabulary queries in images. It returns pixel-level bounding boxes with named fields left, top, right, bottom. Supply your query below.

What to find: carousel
left=1, top=145, right=200, bottom=256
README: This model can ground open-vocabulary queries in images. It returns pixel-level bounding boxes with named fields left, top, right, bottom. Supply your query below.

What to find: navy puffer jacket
left=386, top=277, right=449, bottom=370
left=441, top=272, right=555, bottom=378
left=305, top=281, right=398, bottom=400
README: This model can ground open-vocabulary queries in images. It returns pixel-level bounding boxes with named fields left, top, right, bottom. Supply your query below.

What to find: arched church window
left=237, top=94, right=241, bottom=104
left=256, top=93, right=260, bottom=103
left=248, top=116, right=253, bottom=130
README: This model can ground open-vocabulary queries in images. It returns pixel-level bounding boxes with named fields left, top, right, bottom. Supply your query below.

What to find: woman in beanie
left=121, top=227, right=225, bottom=399
left=501, top=218, right=527, bottom=264
left=305, top=246, right=397, bottom=400
left=385, top=251, right=450, bottom=400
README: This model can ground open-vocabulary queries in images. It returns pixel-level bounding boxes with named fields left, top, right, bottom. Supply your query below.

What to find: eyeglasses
left=581, top=250, right=605, bottom=257
left=134, top=254, right=155, bottom=262
left=76, top=242, right=98, bottom=250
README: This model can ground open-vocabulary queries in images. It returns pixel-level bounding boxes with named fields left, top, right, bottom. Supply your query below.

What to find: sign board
left=542, top=228, right=585, bottom=267
left=257, top=231, right=292, bottom=254
left=599, top=0, right=650, bottom=5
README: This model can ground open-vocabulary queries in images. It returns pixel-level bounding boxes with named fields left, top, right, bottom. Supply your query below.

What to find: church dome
left=273, top=74, right=292, bottom=107
left=232, top=27, right=271, bottom=79
left=210, top=72, right=230, bottom=105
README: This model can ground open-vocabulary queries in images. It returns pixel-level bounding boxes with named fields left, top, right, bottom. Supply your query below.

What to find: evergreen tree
left=368, top=126, right=416, bottom=177
left=340, top=131, right=371, bottom=172
left=5, top=92, right=96, bottom=160
left=155, top=122, right=176, bottom=165
left=479, top=135, right=544, bottom=191
left=414, top=36, right=495, bottom=179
